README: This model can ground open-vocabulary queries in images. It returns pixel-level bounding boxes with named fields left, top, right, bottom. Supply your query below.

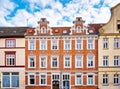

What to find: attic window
left=77, top=26, right=82, bottom=33
left=117, top=21, right=120, bottom=30
left=88, top=30, right=94, bottom=34
left=41, top=27, right=46, bottom=34
left=63, top=30, right=67, bottom=34
left=29, top=29, right=33, bottom=33
left=55, top=29, right=58, bottom=32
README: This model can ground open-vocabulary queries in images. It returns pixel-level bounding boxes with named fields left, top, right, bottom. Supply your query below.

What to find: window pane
left=2, top=76, right=10, bottom=87
left=12, top=76, right=19, bottom=87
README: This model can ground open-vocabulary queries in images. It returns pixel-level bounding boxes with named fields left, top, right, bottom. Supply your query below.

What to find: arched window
left=87, top=53, right=94, bottom=68
left=41, top=27, right=46, bottom=34
left=77, top=26, right=82, bottom=33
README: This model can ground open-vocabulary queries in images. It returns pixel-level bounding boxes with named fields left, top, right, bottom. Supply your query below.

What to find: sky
left=0, top=0, right=120, bottom=27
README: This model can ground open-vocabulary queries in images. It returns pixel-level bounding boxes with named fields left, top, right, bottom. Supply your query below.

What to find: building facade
left=98, top=3, right=120, bottom=89
left=0, top=27, right=27, bottom=89
left=25, top=17, right=99, bottom=89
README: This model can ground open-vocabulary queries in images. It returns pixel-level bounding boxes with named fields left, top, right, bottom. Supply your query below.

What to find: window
left=41, top=27, right=46, bottom=34
left=87, top=54, right=94, bottom=68
left=103, top=74, right=108, bottom=85
left=77, top=26, right=82, bottom=33
left=103, top=56, right=108, bottom=66
left=64, top=40, right=71, bottom=50
left=6, top=39, right=15, bottom=47
left=114, top=56, right=119, bottom=66
left=40, top=56, right=47, bottom=68
left=40, top=40, right=47, bottom=50
left=64, top=56, right=71, bottom=68
left=75, top=55, right=82, bottom=68
left=40, top=73, right=47, bottom=85
left=103, top=38, right=108, bottom=49
left=76, top=40, right=82, bottom=50
left=29, top=40, right=35, bottom=50
left=63, top=74, right=70, bottom=89
left=117, top=21, right=120, bottom=30
left=29, top=56, right=36, bottom=68
left=6, top=54, right=15, bottom=66
left=2, top=72, right=19, bottom=88
left=114, top=38, right=119, bottom=48
left=52, top=74, right=59, bottom=81
left=114, top=74, right=119, bottom=85
left=88, top=39, right=94, bottom=49
left=51, top=56, right=58, bottom=68
left=76, top=74, right=82, bottom=85
left=28, top=73, right=35, bottom=85
left=51, top=40, right=58, bottom=50
left=87, top=75, right=94, bottom=85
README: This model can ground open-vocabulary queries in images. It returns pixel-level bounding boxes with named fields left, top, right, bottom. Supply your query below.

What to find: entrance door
left=63, top=81, right=70, bottom=89
left=52, top=81, right=59, bottom=89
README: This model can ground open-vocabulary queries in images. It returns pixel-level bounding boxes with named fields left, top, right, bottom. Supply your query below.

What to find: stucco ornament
left=99, top=28, right=104, bottom=34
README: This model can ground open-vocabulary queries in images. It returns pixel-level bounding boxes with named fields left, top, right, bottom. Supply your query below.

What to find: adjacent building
left=0, top=27, right=27, bottom=89
left=98, top=3, right=120, bottom=89
left=25, top=17, right=99, bottom=89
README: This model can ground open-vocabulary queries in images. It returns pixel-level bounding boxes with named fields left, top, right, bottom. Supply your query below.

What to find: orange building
left=25, top=17, right=99, bottom=89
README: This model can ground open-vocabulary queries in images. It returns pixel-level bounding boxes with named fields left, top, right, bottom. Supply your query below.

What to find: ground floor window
left=28, top=73, right=35, bottom=85
left=2, top=72, right=19, bottom=88
left=63, top=74, right=70, bottom=89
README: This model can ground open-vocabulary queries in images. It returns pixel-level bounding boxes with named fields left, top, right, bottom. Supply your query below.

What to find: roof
left=0, top=27, right=28, bottom=38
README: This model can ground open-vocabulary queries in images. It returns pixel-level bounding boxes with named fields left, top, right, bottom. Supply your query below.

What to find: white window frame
left=103, top=56, right=108, bottom=66
left=114, top=56, right=119, bottom=66
left=51, top=56, right=59, bottom=68
left=77, top=26, right=82, bottom=33
left=75, top=55, right=83, bottom=68
left=64, top=40, right=71, bottom=50
left=114, top=38, right=119, bottom=49
left=75, top=73, right=83, bottom=86
left=28, top=73, right=36, bottom=85
left=51, top=73, right=60, bottom=81
left=87, top=54, right=94, bottom=68
left=28, top=39, right=36, bottom=50
left=2, top=72, right=19, bottom=88
left=40, top=55, right=47, bottom=68
left=6, top=54, right=15, bottom=66
left=28, top=55, right=36, bottom=68
left=87, top=39, right=94, bottom=50
left=75, top=39, right=82, bottom=50
left=39, top=73, right=47, bottom=86
left=51, top=40, right=58, bottom=50
left=6, top=39, right=15, bottom=47
left=40, top=40, right=47, bottom=50
left=62, top=73, right=70, bottom=89
left=114, top=74, right=119, bottom=85
left=103, top=74, right=108, bottom=85
left=87, top=73, right=94, bottom=85
left=41, top=27, right=46, bottom=34
left=64, top=56, right=71, bottom=68
left=103, top=38, right=108, bottom=49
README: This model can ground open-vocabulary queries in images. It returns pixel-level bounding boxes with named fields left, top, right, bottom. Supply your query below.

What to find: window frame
left=40, top=55, right=47, bottom=68
left=28, top=39, right=36, bottom=50
left=114, top=56, right=119, bottom=66
left=28, top=73, right=36, bottom=85
left=39, top=73, right=47, bottom=86
left=40, top=40, right=47, bottom=50
left=87, top=39, right=94, bottom=50
left=75, top=55, right=83, bottom=68
left=75, top=39, right=82, bottom=50
left=28, top=55, right=36, bottom=68
left=114, top=38, right=119, bottom=49
left=77, top=26, right=82, bottom=33
left=64, top=56, right=71, bottom=68
left=64, top=40, right=71, bottom=50
left=5, top=39, right=16, bottom=48
left=103, top=74, right=108, bottom=85
left=114, top=74, right=119, bottom=85
left=87, top=54, right=94, bottom=68
left=51, top=56, right=58, bottom=68
left=41, top=27, right=46, bottom=34
left=75, top=73, right=83, bottom=86
left=87, top=73, right=94, bottom=85
left=103, top=56, right=108, bottom=67
left=51, top=40, right=58, bottom=50
left=103, top=38, right=108, bottom=49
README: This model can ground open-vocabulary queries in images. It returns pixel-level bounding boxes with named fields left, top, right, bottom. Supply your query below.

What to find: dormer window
left=117, top=21, right=120, bottom=30
left=41, top=27, right=46, bottom=34
left=63, top=30, right=67, bottom=34
left=77, top=26, right=82, bottom=33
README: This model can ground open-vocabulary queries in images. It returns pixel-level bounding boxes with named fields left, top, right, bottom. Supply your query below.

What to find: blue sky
left=0, top=0, right=120, bottom=27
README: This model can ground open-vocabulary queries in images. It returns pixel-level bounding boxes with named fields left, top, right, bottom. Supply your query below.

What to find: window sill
left=103, top=84, right=109, bottom=86
left=114, top=84, right=119, bottom=86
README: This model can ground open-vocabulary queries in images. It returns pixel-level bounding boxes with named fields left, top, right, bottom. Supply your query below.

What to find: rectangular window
left=6, top=39, right=15, bottom=47
left=64, top=40, right=71, bottom=50
left=114, top=74, right=119, bottom=85
left=40, top=40, right=47, bottom=50
left=40, top=56, right=47, bottom=68
left=29, top=40, right=35, bottom=50
left=51, top=56, right=58, bottom=68
left=28, top=73, right=35, bottom=85
left=64, top=56, right=71, bottom=68
left=63, top=74, right=70, bottom=89
left=103, top=74, right=108, bottom=85
left=103, top=56, right=108, bottom=66
left=103, top=38, right=108, bottom=49
left=114, top=56, right=119, bottom=66
left=40, top=73, right=47, bottom=85
left=52, top=74, right=59, bottom=81
left=75, top=56, right=82, bottom=68
left=2, top=72, right=19, bottom=88
left=76, top=40, right=82, bottom=50
left=87, top=75, right=94, bottom=85
left=76, top=74, right=82, bottom=85
left=29, top=56, right=35, bottom=68
left=6, top=54, right=15, bottom=66
left=51, top=40, right=58, bottom=50
left=88, top=39, right=94, bottom=49
left=117, top=21, right=120, bottom=30
left=114, top=38, right=119, bottom=48
left=87, top=56, right=94, bottom=68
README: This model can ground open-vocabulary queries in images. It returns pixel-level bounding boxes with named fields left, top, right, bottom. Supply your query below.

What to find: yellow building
left=98, top=3, right=120, bottom=89
left=0, top=27, right=27, bottom=89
